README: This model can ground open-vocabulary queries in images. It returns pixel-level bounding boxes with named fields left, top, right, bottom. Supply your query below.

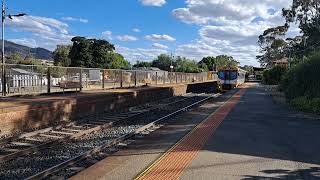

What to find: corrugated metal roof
left=9, top=68, right=40, bottom=75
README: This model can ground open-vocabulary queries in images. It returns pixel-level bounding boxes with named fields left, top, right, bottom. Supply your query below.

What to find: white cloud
left=9, top=38, right=38, bottom=48
left=172, top=0, right=291, bottom=25
left=152, top=43, right=168, bottom=49
left=7, top=15, right=73, bottom=50
left=171, top=0, right=296, bottom=66
left=61, top=17, right=89, bottom=23
left=145, top=34, right=176, bottom=41
left=116, top=35, right=138, bottom=41
left=176, top=40, right=259, bottom=66
left=116, top=45, right=167, bottom=62
left=102, top=31, right=112, bottom=36
left=102, top=31, right=113, bottom=40
left=139, top=0, right=166, bottom=7
left=133, top=28, right=141, bottom=32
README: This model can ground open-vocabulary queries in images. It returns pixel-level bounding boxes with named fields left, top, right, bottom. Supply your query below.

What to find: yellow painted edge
left=134, top=92, right=238, bottom=180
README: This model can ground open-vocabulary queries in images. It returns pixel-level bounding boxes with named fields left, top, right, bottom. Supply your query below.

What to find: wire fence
left=0, top=64, right=217, bottom=96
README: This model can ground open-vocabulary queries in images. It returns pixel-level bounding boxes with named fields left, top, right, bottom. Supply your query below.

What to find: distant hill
left=0, top=40, right=53, bottom=60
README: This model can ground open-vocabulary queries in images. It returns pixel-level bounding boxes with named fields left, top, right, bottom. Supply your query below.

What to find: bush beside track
left=262, top=66, right=287, bottom=85
left=280, top=52, right=320, bottom=114
left=262, top=51, right=320, bottom=114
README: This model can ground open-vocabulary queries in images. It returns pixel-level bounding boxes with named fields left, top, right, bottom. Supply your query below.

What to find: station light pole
left=170, top=52, right=174, bottom=72
left=1, top=0, right=26, bottom=96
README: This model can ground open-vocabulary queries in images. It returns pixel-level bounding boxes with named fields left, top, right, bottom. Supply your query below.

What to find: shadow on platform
left=242, top=167, right=320, bottom=179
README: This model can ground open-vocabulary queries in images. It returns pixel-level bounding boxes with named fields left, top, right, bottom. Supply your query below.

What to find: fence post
left=1, top=64, right=5, bottom=96
left=176, top=73, right=178, bottom=84
left=47, top=67, right=51, bottom=94
left=155, top=71, right=158, bottom=85
left=40, top=72, right=43, bottom=93
left=120, top=70, right=123, bottom=88
left=7, top=69, right=11, bottom=95
left=102, top=70, right=105, bottom=89
left=134, top=71, right=137, bottom=87
left=80, top=68, right=83, bottom=92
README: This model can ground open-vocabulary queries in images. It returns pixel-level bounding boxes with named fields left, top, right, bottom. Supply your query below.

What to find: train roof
left=218, top=66, right=247, bottom=72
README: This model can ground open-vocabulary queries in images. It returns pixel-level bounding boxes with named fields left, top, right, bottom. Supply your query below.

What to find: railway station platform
left=0, top=81, right=217, bottom=139
left=71, top=83, right=320, bottom=180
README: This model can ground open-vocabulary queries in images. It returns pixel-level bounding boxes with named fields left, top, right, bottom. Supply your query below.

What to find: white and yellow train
left=217, top=66, right=246, bottom=90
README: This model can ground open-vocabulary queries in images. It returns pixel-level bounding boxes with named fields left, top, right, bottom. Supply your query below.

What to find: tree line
left=259, top=0, right=320, bottom=114
left=258, top=0, right=320, bottom=67
left=7, top=36, right=243, bottom=73
left=134, top=54, right=240, bottom=73
left=53, top=36, right=130, bottom=69
left=52, top=36, right=241, bottom=73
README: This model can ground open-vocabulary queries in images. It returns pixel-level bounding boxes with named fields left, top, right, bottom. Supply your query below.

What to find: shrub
left=291, top=96, right=320, bottom=114
left=263, top=66, right=287, bottom=85
left=281, top=51, right=320, bottom=100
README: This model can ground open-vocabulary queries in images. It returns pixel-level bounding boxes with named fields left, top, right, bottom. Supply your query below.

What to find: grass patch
left=290, top=96, right=320, bottom=114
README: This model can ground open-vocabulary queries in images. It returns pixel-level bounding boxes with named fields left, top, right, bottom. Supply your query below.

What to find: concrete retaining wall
left=0, top=81, right=217, bottom=138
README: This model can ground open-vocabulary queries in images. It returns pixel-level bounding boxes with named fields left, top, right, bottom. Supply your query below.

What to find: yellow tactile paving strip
left=136, top=88, right=247, bottom=180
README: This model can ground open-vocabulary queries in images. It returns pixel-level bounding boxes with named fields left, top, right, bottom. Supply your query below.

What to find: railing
left=0, top=64, right=217, bottom=96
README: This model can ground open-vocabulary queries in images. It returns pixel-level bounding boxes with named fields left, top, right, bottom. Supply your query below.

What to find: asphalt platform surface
left=181, top=84, right=320, bottom=180
left=72, top=84, right=320, bottom=180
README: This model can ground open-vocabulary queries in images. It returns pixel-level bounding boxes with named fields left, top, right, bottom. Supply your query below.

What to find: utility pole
left=1, top=0, right=26, bottom=96
left=170, top=52, right=174, bottom=72
left=2, top=0, right=5, bottom=96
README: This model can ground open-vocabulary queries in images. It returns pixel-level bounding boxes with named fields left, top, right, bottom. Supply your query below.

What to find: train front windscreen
left=218, top=70, right=238, bottom=81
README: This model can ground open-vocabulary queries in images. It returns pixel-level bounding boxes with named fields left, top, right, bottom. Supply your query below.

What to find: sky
left=5, top=0, right=298, bottom=66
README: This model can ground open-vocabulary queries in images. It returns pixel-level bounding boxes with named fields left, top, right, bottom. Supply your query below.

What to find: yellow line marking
left=135, top=91, right=239, bottom=179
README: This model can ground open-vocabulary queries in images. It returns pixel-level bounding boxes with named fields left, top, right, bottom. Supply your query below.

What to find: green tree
left=134, top=61, right=152, bottom=68
left=175, top=56, right=203, bottom=73
left=7, top=52, right=23, bottom=64
left=106, top=53, right=130, bottom=69
left=257, top=26, right=289, bottom=67
left=151, top=54, right=174, bottom=71
left=198, top=62, right=209, bottom=72
left=69, top=37, right=94, bottom=67
left=215, top=55, right=240, bottom=68
left=242, top=65, right=254, bottom=74
left=198, top=56, right=216, bottom=70
left=68, top=36, right=125, bottom=69
left=53, top=45, right=72, bottom=67
left=91, top=39, right=115, bottom=68
left=263, top=66, right=287, bottom=85
left=258, top=0, right=320, bottom=66
left=199, top=55, right=240, bottom=70
left=17, top=54, right=36, bottom=65
left=283, top=1, right=320, bottom=57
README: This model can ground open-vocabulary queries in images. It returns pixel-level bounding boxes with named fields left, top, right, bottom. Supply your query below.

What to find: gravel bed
left=0, top=95, right=207, bottom=179
left=0, top=125, right=139, bottom=179
left=51, top=148, right=118, bottom=179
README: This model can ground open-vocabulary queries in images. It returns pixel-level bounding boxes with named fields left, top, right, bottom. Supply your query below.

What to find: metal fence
left=0, top=64, right=217, bottom=96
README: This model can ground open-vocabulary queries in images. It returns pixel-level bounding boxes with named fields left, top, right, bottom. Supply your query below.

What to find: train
left=217, top=66, right=246, bottom=90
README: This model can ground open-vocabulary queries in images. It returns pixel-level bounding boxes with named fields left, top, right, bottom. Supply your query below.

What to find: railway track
left=0, top=95, right=190, bottom=164
left=0, top=93, right=218, bottom=179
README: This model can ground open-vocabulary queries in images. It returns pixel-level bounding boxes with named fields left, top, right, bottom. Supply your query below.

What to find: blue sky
left=5, top=0, right=297, bottom=66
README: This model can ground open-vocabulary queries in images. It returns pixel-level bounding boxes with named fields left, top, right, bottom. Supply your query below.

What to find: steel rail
left=0, top=96, right=192, bottom=164
left=26, top=94, right=218, bottom=180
